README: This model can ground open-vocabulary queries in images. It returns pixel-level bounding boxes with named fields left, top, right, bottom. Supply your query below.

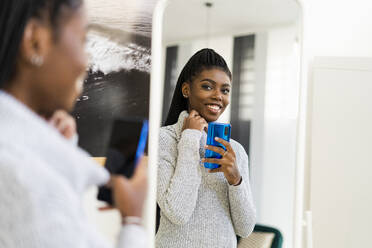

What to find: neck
left=3, top=79, right=48, bottom=118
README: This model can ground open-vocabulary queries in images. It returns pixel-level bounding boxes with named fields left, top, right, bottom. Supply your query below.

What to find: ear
left=181, top=82, right=190, bottom=98
left=19, top=19, right=52, bottom=66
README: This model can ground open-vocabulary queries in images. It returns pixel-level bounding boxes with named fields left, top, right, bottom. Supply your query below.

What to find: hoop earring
left=30, top=55, right=44, bottom=67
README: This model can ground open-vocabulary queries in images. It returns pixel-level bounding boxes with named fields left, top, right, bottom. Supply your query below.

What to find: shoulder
left=0, top=146, right=28, bottom=177
left=0, top=146, right=63, bottom=197
left=0, top=148, right=45, bottom=192
left=159, top=124, right=178, bottom=143
left=158, top=125, right=179, bottom=155
left=0, top=150, right=33, bottom=213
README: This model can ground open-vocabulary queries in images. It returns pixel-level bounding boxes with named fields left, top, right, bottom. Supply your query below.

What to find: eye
left=222, top=88, right=230, bottom=95
left=201, top=84, right=212, bottom=90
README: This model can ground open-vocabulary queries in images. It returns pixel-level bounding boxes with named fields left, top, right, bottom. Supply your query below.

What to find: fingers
left=111, top=175, right=129, bottom=186
left=184, top=110, right=208, bottom=132
left=196, top=117, right=208, bottom=127
left=202, top=157, right=223, bottom=164
left=214, top=137, right=233, bottom=153
left=189, top=109, right=200, bottom=117
left=131, top=156, right=148, bottom=190
left=136, top=155, right=148, bottom=168
left=208, top=167, right=223, bottom=173
left=205, top=145, right=226, bottom=156
left=48, top=110, right=76, bottom=139
left=98, top=206, right=114, bottom=211
left=111, top=175, right=143, bottom=217
left=133, top=156, right=148, bottom=181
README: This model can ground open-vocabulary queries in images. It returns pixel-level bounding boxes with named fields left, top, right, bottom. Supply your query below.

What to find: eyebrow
left=200, top=78, right=231, bottom=87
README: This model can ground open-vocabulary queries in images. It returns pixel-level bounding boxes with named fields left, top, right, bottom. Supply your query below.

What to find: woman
left=0, top=0, right=147, bottom=247
left=156, top=48, right=256, bottom=248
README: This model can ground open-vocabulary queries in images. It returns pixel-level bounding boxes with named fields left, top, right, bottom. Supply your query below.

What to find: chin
left=202, top=113, right=220, bottom=123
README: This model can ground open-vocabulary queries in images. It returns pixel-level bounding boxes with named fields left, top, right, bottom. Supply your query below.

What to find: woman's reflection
left=156, top=48, right=256, bottom=248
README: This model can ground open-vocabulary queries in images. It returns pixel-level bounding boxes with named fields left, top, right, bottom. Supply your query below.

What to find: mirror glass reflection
left=157, top=0, right=301, bottom=247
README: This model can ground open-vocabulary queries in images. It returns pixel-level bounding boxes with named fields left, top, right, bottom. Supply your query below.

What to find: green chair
left=238, top=224, right=283, bottom=248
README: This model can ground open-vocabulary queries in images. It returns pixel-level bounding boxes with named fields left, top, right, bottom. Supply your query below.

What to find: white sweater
left=0, top=91, right=146, bottom=248
left=156, top=111, right=256, bottom=248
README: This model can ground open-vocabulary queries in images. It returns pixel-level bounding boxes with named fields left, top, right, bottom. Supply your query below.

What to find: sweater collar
left=0, top=90, right=109, bottom=192
left=174, top=110, right=189, bottom=140
left=173, top=110, right=207, bottom=141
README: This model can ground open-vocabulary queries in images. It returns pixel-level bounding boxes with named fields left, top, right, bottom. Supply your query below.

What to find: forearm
left=117, top=224, right=147, bottom=248
left=157, top=129, right=202, bottom=225
left=228, top=178, right=256, bottom=237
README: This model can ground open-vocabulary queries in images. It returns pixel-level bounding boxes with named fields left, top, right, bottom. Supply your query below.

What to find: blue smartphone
left=97, top=118, right=148, bottom=205
left=204, top=122, right=231, bottom=169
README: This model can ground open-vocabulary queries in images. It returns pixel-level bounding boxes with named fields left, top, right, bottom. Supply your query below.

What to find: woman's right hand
left=111, top=156, right=148, bottom=218
left=182, top=110, right=208, bottom=132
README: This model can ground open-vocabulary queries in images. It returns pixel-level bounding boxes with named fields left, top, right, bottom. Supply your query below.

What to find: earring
left=30, top=55, right=44, bottom=67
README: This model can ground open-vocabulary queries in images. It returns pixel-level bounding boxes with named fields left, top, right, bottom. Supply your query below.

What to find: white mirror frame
left=148, top=1, right=307, bottom=248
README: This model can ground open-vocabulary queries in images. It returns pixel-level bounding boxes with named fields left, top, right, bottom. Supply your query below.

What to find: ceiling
left=163, top=0, right=300, bottom=43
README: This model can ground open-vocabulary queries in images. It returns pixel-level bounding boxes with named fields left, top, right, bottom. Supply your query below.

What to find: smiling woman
left=156, top=0, right=302, bottom=247
left=156, top=48, right=256, bottom=248
left=181, top=68, right=231, bottom=121
left=164, top=48, right=233, bottom=126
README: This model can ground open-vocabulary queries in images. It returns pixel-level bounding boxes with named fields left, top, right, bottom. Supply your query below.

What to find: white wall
left=295, top=1, right=372, bottom=247
left=309, top=58, right=372, bottom=248
left=303, top=0, right=372, bottom=58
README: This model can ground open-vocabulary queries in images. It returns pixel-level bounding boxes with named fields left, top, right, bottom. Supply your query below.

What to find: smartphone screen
left=97, top=118, right=148, bottom=204
left=104, top=118, right=148, bottom=177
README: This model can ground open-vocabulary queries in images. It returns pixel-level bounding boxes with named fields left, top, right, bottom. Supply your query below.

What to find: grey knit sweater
left=156, top=111, right=256, bottom=248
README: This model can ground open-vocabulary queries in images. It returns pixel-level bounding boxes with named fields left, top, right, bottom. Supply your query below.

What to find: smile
left=206, top=104, right=222, bottom=113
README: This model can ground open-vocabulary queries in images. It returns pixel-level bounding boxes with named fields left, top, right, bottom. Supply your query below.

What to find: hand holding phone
left=204, top=122, right=231, bottom=169
left=97, top=118, right=148, bottom=205
left=111, top=156, right=148, bottom=218
left=203, top=123, right=242, bottom=185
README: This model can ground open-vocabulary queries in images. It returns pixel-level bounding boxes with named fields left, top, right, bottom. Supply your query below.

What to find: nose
left=212, top=89, right=223, bottom=101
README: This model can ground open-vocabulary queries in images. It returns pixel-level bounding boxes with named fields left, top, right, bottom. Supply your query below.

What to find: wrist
left=122, top=216, right=143, bottom=226
left=230, top=176, right=242, bottom=186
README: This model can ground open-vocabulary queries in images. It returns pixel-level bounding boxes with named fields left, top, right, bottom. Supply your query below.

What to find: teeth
left=207, top=105, right=221, bottom=110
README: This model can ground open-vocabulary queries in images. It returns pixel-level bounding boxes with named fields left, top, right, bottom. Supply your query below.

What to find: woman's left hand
left=202, top=137, right=242, bottom=185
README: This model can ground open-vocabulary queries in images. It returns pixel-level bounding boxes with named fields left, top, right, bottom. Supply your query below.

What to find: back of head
left=0, top=0, right=82, bottom=89
left=164, top=48, right=231, bottom=126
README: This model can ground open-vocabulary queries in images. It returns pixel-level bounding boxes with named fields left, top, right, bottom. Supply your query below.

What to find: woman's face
left=29, top=6, right=88, bottom=116
left=182, top=68, right=231, bottom=122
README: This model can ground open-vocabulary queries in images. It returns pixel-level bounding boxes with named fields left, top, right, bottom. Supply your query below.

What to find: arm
left=203, top=139, right=256, bottom=237
left=117, top=224, right=147, bottom=248
left=228, top=146, right=256, bottom=238
left=84, top=222, right=147, bottom=248
left=157, top=128, right=203, bottom=225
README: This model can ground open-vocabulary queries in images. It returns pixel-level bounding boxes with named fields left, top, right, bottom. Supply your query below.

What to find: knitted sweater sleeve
left=0, top=155, right=146, bottom=248
left=228, top=144, right=257, bottom=237
left=157, top=128, right=203, bottom=225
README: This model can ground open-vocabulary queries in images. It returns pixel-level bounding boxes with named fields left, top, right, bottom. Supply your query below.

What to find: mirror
left=154, top=0, right=302, bottom=247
